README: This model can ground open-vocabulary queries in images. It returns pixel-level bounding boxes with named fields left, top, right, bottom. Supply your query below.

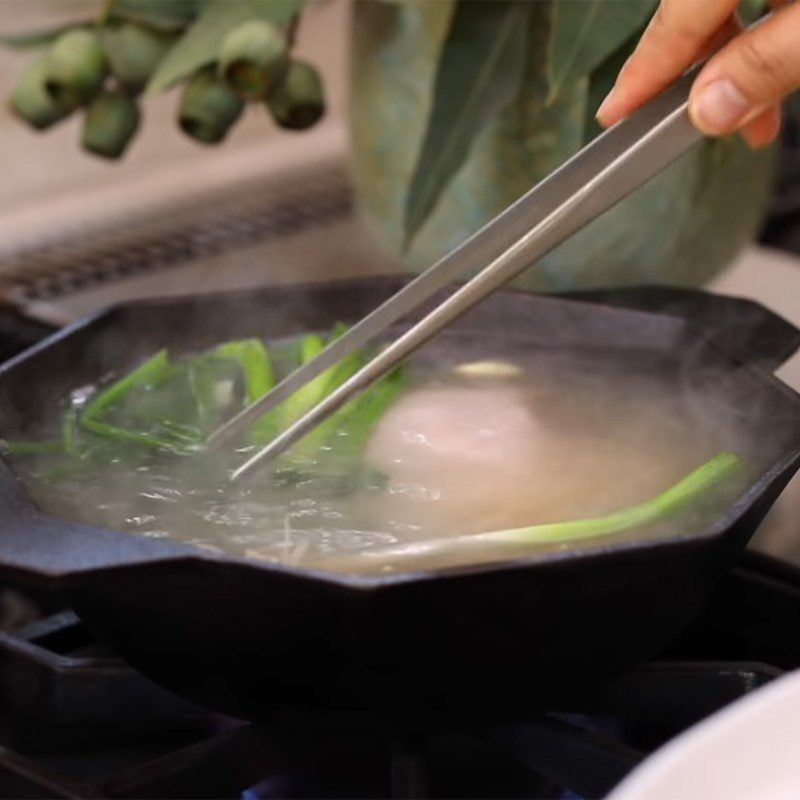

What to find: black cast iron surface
left=0, top=280, right=798, bottom=724
left=0, top=550, right=795, bottom=799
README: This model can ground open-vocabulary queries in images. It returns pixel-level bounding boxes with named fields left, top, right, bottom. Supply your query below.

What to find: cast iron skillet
left=0, top=279, right=799, bottom=729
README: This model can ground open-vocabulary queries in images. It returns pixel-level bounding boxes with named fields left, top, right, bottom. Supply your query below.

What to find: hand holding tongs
left=210, top=62, right=706, bottom=482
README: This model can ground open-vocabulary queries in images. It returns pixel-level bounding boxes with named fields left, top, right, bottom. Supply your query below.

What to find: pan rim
left=2, top=280, right=800, bottom=590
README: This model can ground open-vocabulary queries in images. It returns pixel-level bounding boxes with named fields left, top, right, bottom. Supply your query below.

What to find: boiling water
left=8, top=338, right=758, bottom=575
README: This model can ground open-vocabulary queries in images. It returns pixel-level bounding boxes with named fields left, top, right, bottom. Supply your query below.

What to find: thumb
left=690, top=4, right=800, bottom=135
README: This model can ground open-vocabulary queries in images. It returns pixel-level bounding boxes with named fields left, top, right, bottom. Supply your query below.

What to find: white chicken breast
left=362, top=385, right=576, bottom=535
left=361, top=379, right=707, bottom=538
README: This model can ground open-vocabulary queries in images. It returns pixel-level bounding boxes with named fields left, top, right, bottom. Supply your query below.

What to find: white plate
left=607, top=668, right=800, bottom=800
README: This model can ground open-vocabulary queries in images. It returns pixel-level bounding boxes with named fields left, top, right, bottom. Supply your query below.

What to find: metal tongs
left=211, top=64, right=704, bottom=482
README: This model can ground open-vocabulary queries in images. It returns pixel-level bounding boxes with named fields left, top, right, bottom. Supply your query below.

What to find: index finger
left=596, top=0, right=740, bottom=127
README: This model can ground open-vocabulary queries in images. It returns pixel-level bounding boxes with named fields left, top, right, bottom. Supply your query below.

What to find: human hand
left=596, top=0, right=799, bottom=147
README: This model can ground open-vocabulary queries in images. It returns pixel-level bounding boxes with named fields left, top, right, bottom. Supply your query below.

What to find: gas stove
left=0, top=551, right=793, bottom=799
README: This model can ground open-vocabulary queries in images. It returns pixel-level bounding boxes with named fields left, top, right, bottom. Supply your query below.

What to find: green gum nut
left=178, top=68, right=244, bottom=144
left=102, top=22, right=174, bottom=93
left=10, top=57, right=71, bottom=130
left=81, top=90, right=140, bottom=159
left=267, top=59, right=325, bottom=130
left=43, top=28, right=107, bottom=110
left=218, top=19, right=287, bottom=100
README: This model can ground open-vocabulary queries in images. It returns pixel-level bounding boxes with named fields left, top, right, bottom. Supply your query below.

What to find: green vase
left=350, top=0, right=774, bottom=291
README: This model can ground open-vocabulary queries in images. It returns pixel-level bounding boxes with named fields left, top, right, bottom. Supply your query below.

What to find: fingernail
left=596, top=87, right=617, bottom=124
left=691, top=79, right=751, bottom=133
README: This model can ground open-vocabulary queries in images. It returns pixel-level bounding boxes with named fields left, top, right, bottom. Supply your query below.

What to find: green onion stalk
left=344, top=452, right=745, bottom=567
left=0, top=439, right=63, bottom=457
left=214, top=339, right=275, bottom=442
left=62, top=405, right=80, bottom=456
left=79, top=350, right=183, bottom=449
left=3, top=330, right=405, bottom=485
left=280, top=334, right=340, bottom=427
left=271, top=326, right=367, bottom=457
left=188, top=359, right=219, bottom=433
left=82, top=350, right=170, bottom=421
left=80, top=418, right=184, bottom=449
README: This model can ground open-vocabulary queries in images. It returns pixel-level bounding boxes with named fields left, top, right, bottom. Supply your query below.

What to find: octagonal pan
left=0, top=279, right=799, bottom=727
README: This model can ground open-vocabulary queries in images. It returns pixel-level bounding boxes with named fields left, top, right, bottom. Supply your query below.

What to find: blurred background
left=2, top=0, right=800, bottom=564
left=0, top=0, right=399, bottom=316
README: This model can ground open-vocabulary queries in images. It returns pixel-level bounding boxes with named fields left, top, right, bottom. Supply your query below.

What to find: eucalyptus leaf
left=146, top=0, right=303, bottom=94
left=546, top=0, right=656, bottom=105
left=0, top=21, right=91, bottom=49
left=351, top=0, right=773, bottom=294
left=410, top=0, right=588, bottom=266
left=403, top=0, right=529, bottom=245
left=109, top=0, right=199, bottom=32
left=351, top=0, right=456, bottom=254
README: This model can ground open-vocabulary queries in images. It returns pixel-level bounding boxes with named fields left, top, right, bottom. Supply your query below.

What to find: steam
left=5, top=320, right=780, bottom=577
left=3, top=280, right=799, bottom=577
